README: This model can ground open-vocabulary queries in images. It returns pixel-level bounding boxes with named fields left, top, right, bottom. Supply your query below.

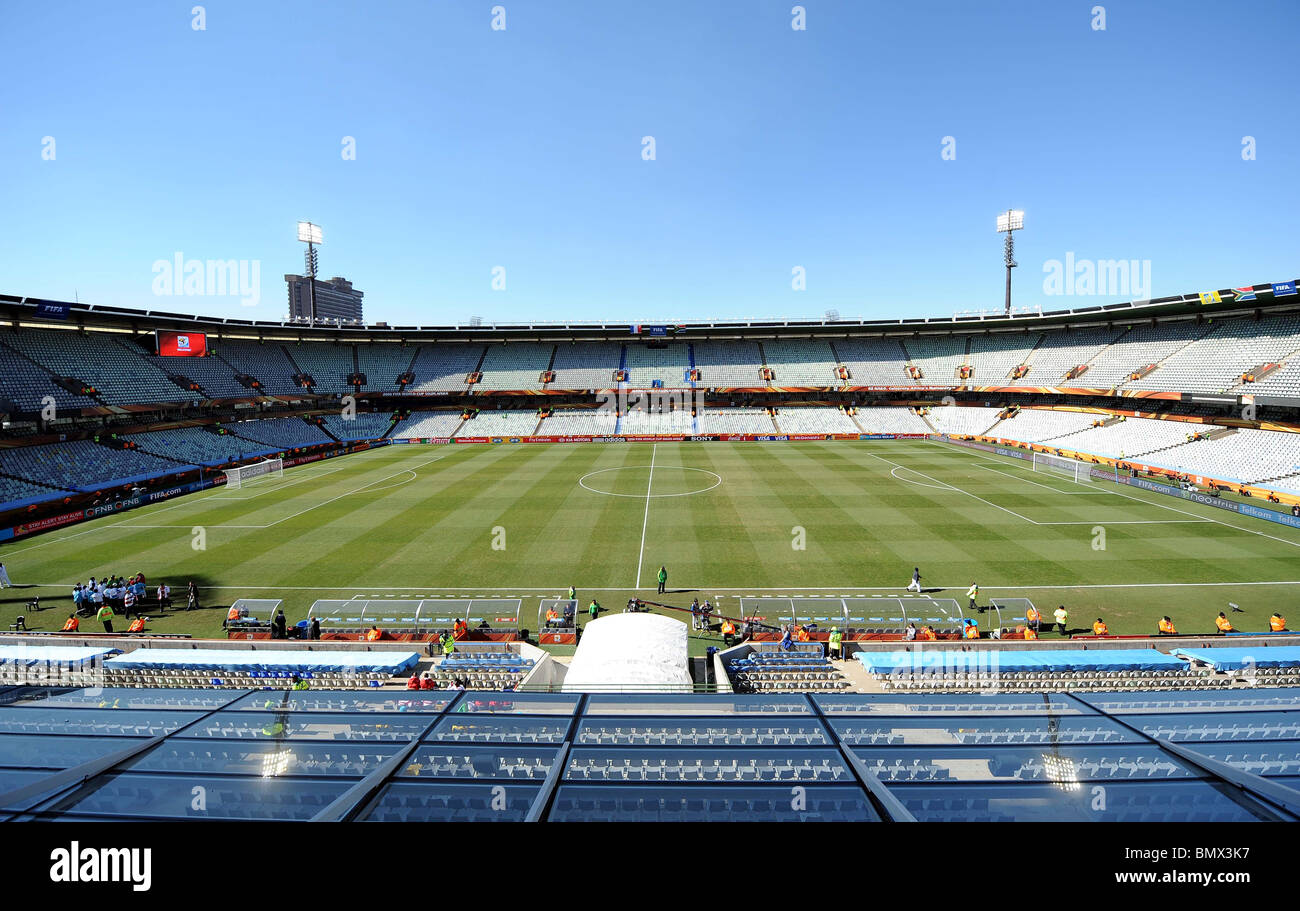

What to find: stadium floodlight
left=297, top=221, right=323, bottom=245
left=296, top=222, right=322, bottom=322
left=995, top=210, right=1024, bottom=233
left=995, top=209, right=1025, bottom=316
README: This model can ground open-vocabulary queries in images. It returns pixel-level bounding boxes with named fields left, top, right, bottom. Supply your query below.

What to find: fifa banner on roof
left=156, top=330, right=207, bottom=357
left=35, top=301, right=70, bottom=320
left=1273, top=281, right=1297, bottom=297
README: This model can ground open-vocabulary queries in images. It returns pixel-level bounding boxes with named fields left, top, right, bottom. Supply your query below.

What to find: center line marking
left=635, top=443, right=657, bottom=589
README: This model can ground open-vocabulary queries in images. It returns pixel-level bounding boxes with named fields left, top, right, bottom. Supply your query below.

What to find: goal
left=223, top=458, right=283, bottom=489
left=1031, top=452, right=1092, bottom=484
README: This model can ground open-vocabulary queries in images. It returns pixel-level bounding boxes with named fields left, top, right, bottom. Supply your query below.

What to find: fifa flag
left=156, top=330, right=207, bottom=357
left=1198, top=291, right=1221, bottom=305
left=1272, top=281, right=1297, bottom=297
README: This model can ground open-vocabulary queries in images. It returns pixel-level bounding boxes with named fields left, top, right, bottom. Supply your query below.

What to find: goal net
left=223, top=458, right=283, bottom=489
left=1031, top=452, right=1092, bottom=484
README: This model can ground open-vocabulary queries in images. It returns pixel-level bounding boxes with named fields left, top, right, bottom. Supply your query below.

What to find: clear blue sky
left=1, top=0, right=1296, bottom=325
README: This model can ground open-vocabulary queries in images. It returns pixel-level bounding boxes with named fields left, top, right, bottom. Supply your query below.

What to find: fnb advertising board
left=156, top=330, right=207, bottom=357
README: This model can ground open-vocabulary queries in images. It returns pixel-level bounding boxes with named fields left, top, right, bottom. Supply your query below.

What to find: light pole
left=996, top=209, right=1024, bottom=316
left=297, top=221, right=322, bottom=323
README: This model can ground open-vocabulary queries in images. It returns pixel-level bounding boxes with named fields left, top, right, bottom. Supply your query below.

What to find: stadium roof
left=0, top=686, right=1296, bottom=821
left=3, top=279, right=1298, bottom=344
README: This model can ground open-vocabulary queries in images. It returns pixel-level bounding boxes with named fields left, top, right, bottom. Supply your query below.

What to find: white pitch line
left=259, top=454, right=447, bottom=528
left=21, top=581, right=1300, bottom=592
left=974, top=463, right=1109, bottom=495
left=862, top=450, right=1042, bottom=525
left=932, top=439, right=1300, bottom=550
left=634, top=443, right=657, bottom=589
left=0, top=449, right=446, bottom=557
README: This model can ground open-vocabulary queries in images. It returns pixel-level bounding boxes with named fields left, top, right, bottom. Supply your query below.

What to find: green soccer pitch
left=2, top=439, right=1297, bottom=646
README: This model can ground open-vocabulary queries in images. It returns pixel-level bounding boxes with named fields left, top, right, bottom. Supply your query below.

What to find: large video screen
left=156, top=330, right=207, bottom=357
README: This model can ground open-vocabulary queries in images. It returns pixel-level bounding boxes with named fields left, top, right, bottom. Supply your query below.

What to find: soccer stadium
left=2, top=284, right=1300, bottom=823
left=1, top=2, right=1297, bottom=837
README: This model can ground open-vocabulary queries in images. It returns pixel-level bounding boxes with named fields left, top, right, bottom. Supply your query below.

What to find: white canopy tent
left=561, top=613, right=693, bottom=693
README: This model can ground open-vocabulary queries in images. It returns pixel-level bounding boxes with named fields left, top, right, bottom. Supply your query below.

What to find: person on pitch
left=907, top=567, right=922, bottom=593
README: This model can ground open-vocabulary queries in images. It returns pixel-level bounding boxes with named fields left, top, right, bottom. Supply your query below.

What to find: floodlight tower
left=297, top=221, right=323, bottom=323
left=996, top=209, right=1024, bottom=317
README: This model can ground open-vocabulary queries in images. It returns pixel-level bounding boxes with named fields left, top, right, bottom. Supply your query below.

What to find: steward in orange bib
left=366, top=626, right=383, bottom=642
left=794, top=625, right=811, bottom=642
left=127, top=617, right=146, bottom=634
left=1271, top=613, right=1288, bottom=632
left=1025, top=605, right=1041, bottom=631
left=1158, top=616, right=1177, bottom=635
left=919, top=626, right=938, bottom=641
left=1215, top=613, right=1233, bottom=634
left=61, top=614, right=79, bottom=632
left=1092, top=619, right=1109, bottom=636
left=720, top=619, right=737, bottom=647
left=1023, top=626, right=1038, bottom=640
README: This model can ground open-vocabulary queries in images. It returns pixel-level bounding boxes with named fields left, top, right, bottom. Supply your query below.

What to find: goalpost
left=1031, top=452, right=1093, bottom=484
left=223, top=457, right=284, bottom=489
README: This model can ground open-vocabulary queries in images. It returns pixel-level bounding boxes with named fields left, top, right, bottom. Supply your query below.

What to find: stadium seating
left=317, top=412, right=395, bottom=442
left=852, top=406, right=931, bottom=434
left=0, top=333, right=99, bottom=412
left=1, top=329, right=194, bottom=405
left=624, top=343, right=690, bottom=387
left=691, top=341, right=764, bottom=387
left=0, top=439, right=187, bottom=491
left=285, top=343, right=355, bottom=395
left=726, top=645, right=849, bottom=693
left=696, top=408, right=775, bottom=435
left=834, top=337, right=910, bottom=385
left=434, top=651, right=535, bottom=689
left=773, top=406, right=860, bottom=434
left=1078, top=322, right=1211, bottom=389
left=476, top=343, right=555, bottom=391
left=549, top=342, right=623, bottom=388
left=1027, top=326, right=1126, bottom=384
left=457, top=410, right=541, bottom=437
left=539, top=409, right=618, bottom=436
left=761, top=339, right=838, bottom=385
left=206, top=339, right=301, bottom=395
left=224, top=417, right=334, bottom=450
left=121, top=427, right=252, bottom=466
left=409, top=345, right=487, bottom=393
left=994, top=408, right=1105, bottom=442
left=355, top=342, right=417, bottom=393
left=618, top=406, right=693, bottom=435
left=925, top=405, right=1001, bottom=437
left=389, top=410, right=466, bottom=438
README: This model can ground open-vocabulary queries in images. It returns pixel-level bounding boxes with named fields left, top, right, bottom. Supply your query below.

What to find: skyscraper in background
left=285, top=275, right=364, bottom=324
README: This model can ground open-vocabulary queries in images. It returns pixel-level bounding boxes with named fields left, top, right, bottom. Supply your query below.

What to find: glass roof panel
left=574, top=718, right=830, bottom=747
left=40, top=772, right=351, bottom=820
left=398, top=745, right=561, bottom=781
left=425, top=715, right=571, bottom=744
left=0, top=708, right=203, bottom=737
left=830, top=714, right=1142, bottom=747
left=889, top=780, right=1272, bottom=822
left=548, top=784, right=880, bottom=822
left=358, top=781, right=539, bottom=821
left=181, top=712, right=431, bottom=742
left=121, top=740, right=403, bottom=778
left=565, top=747, right=852, bottom=784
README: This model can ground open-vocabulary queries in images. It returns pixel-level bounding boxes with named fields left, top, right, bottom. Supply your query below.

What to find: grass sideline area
left=0, top=439, right=1296, bottom=655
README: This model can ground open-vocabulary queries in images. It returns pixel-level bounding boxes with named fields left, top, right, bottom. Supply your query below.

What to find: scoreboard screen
left=156, top=330, right=207, bottom=357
